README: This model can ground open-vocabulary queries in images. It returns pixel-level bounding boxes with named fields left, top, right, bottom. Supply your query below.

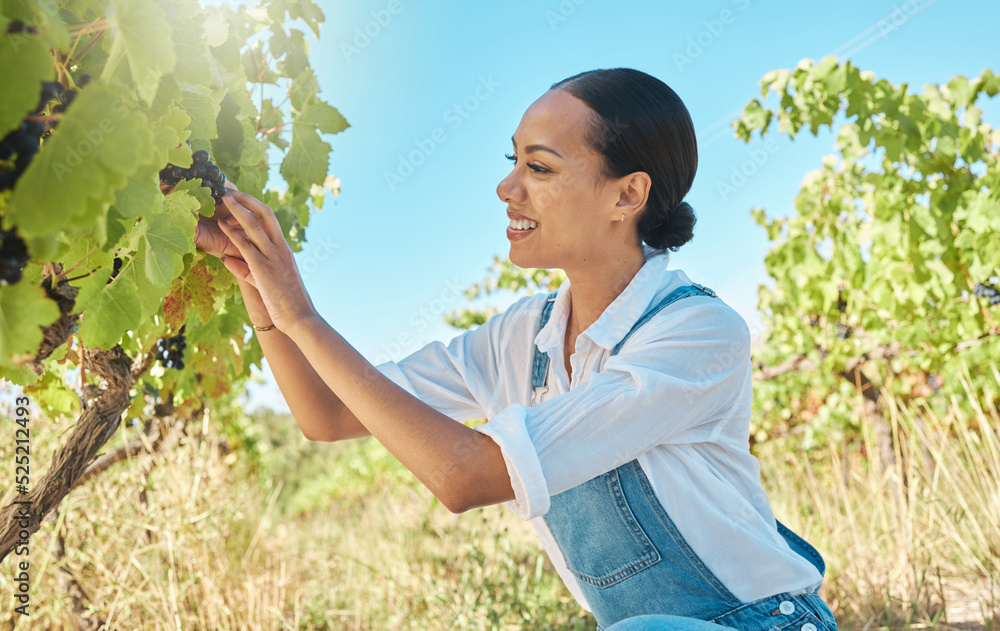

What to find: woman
left=195, top=68, right=839, bottom=631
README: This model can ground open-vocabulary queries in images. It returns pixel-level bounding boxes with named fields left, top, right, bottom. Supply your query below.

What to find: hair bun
left=643, top=200, right=696, bottom=251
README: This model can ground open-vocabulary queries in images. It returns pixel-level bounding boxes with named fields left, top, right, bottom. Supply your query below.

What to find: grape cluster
left=159, top=150, right=227, bottom=205
left=0, top=75, right=89, bottom=191
left=836, top=323, right=852, bottom=340
left=0, top=229, right=30, bottom=285
left=973, top=282, right=1000, bottom=307
left=155, top=325, right=187, bottom=370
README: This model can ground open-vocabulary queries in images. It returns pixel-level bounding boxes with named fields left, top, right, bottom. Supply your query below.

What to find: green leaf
left=102, top=0, right=177, bottom=105
left=0, top=362, right=42, bottom=387
left=179, top=82, right=218, bottom=138
left=76, top=271, right=142, bottom=349
left=212, top=91, right=243, bottom=165
left=24, top=370, right=80, bottom=419
left=267, top=0, right=325, bottom=38
left=118, top=251, right=169, bottom=320
left=290, top=68, right=319, bottom=111
left=946, top=75, right=976, bottom=108
left=171, top=16, right=212, bottom=86
left=0, top=280, right=61, bottom=368
left=142, top=212, right=192, bottom=286
left=0, top=32, right=52, bottom=137
left=280, top=122, right=331, bottom=188
left=200, top=7, right=229, bottom=47
left=297, top=100, right=349, bottom=135
left=113, top=172, right=163, bottom=219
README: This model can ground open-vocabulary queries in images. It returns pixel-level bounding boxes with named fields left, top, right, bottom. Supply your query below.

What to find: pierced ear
left=614, top=171, right=651, bottom=219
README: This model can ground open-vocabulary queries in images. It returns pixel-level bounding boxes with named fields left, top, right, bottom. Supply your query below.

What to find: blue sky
left=242, top=0, right=999, bottom=412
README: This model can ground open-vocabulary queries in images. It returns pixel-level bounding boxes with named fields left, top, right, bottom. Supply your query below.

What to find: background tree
left=734, top=57, right=999, bottom=466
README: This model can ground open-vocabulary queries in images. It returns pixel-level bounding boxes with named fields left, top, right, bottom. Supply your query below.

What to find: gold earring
left=620, top=213, right=624, bottom=224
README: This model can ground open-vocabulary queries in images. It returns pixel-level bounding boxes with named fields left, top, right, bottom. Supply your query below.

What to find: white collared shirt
left=376, top=249, right=823, bottom=610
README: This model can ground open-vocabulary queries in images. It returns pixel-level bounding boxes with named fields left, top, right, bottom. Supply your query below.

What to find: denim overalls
left=530, top=284, right=839, bottom=631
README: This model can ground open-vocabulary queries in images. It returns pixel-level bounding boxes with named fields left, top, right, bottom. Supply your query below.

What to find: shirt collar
left=534, top=246, right=671, bottom=354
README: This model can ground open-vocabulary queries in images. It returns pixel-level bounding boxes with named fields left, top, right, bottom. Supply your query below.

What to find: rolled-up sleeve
left=475, top=300, right=752, bottom=521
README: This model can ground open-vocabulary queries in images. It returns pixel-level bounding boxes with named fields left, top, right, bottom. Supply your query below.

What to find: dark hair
left=550, top=68, right=697, bottom=252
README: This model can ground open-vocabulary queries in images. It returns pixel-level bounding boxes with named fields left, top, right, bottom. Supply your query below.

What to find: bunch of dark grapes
left=973, top=282, right=1000, bottom=307
left=836, top=323, right=852, bottom=340
left=159, top=150, right=227, bottom=205
left=155, top=325, right=187, bottom=370
left=0, top=228, right=30, bottom=285
left=0, top=74, right=90, bottom=191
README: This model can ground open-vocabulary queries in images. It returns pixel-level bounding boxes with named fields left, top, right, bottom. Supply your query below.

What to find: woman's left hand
left=216, top=189, right=318, bottom=334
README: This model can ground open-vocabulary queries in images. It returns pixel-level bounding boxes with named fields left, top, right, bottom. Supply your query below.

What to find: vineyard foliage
left=449, top=57, right=1000, bottom=451
left=0, top=0, right=346, bottom=427
left=735, top=57, right=999, bottom=448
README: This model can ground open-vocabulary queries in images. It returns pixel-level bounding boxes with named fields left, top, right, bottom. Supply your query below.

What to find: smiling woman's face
left=497, top=89, right=631, bottom=271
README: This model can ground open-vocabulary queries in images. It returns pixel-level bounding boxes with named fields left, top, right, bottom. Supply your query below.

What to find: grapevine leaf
left=297, top=100, right=349, bottom=135
left=102, top=0, right=177, bottom=105
left=163, top=259, right=215, bottom=328
left=142, top=212, right=191, bottom=286
left=105, top=205, right=132, bottom=252
left=0, top=363, right=41, bottom=386
left=113, top=172, right=162, bottom=219
left=0, top=33, right=52, bottom=137
left=272, top=28, right=308, bottom=78
left=290, top=67, right=319, bottom=110
left=77, top=270, right=142, bottom=349
left=0, top=281, right=61, bottom=368
left=153, top=106, right=193, bottom=162
left=267, top=0, right=325, bottom=38
left=212, top=91, right=243, bottom=165
left=200, top=8, right=229, bottom=47
left=280, top=122, right=330, bottom=188
left=24, top=370, right=80, bottom=419
left=118, top=250, right=170, bottom=320
left=179, top=82, right=218, bottom=138
left=171, top=17, right=212, bottom=86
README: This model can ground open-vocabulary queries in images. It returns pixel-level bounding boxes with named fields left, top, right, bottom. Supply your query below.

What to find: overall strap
left=611, top=282, right=717, bottom=356
left=530, top=282, right=717, bottom=400
left=531, top=291, right=560, bottom=400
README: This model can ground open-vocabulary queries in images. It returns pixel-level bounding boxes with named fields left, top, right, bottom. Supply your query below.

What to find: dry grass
left=759, top=367, right=1000, bottom=631
left=0, top=370, right=996, bottom=630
